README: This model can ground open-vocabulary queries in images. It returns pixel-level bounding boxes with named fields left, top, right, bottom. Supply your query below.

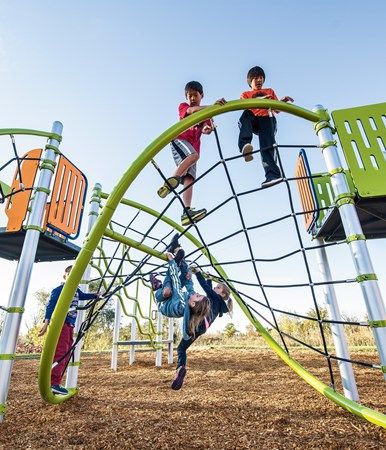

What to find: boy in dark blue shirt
left=39, top=265, right=100, bottom=395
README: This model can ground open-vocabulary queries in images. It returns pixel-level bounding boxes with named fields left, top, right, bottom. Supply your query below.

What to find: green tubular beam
left=104, top=229, right=168, bottom=261
left=0, top=128, right=62, bottom=141
left=38, top=100, right=386, bottom=427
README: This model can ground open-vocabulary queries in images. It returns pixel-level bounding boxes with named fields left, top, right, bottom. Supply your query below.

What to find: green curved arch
left=38, top=100, right=386, bottom=428
left=0, top=128, right=62, bottom=141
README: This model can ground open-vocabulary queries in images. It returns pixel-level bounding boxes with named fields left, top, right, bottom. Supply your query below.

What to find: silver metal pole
left=66, top=184, right=101, bottom=387
left=155, top=312, right=162, bottom=367
left=314, top=105, right=386, bottom=379
left=167, top=317, right=174, bottom=364
left=0, top=122, right=63, bottom=422
left=315, top=238, right=359, bottom=400
left=129, top=300, right=137, bottom=365
left=111, top=295, right=121, bottom=371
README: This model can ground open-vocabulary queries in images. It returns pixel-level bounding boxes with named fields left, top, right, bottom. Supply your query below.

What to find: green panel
left=311, top=171, right=355, bottom=227
left=332, top=103, right=386, bottom=197
left=0, top=180, right=11, bottom=197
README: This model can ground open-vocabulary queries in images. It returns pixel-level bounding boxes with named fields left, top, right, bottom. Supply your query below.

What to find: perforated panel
left=332, top=102, right=386, bottom=197
left=46, top=154, right=87, bottom=238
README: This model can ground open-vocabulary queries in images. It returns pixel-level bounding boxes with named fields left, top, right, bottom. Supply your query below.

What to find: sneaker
left=157, top=176, right=181, bottom=198
left=171, top=365, right=187, bottom=390
left=167, top=233, right=180, bottom=254
left=174, top=248, right=185, bottom=266
left=261, top=177, right=283, bottom=188
left=51, top=384, right=68, bottom=395
left=181, top=208, right=207, bottom=227
left=242, top=143, right=254, bottom=162
left=150, top=274, right=162, bottom=291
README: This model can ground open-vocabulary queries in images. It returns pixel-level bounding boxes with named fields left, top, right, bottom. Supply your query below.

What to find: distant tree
left=223, top=322, right=238, bottom=338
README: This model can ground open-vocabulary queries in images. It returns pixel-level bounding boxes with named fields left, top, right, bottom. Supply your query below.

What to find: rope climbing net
left=38, top=100, right=386, bottom=428
left=0, top=134, right=39, bottom=205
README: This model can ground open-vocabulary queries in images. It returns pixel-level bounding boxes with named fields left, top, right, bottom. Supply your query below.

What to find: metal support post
left=155, top=311, right=163, bottom=367
left=315, top=238, right=359, bottom=400
left=0, top=122, right=63, bottom=422
left=129, top=294, right=138, bottom=365
left=66, top=184, right=101, bottom=387
left=111, top=295, right=121, bottom=371
left=314, top=105, right=386, bottom=379
left=167, top=317, right=174, bottom=364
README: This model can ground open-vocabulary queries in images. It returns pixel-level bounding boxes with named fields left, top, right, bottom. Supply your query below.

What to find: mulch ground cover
left=0, top=347, right=385, bottom=449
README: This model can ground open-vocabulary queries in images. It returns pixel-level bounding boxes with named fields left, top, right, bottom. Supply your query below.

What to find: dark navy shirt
left=195, top=272, right=229, bottom=331
left=44, top=283, right=97, bottom=327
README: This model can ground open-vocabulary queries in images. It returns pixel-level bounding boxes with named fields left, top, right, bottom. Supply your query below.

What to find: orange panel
left=47, top=155, right=86, bottom=236
left=5, top=149, right=42, bottom=232
left=295, top=156, right=316, bottom=232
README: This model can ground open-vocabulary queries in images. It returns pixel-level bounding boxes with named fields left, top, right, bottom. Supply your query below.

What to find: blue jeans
left=155, top=260, right=189, bottom=302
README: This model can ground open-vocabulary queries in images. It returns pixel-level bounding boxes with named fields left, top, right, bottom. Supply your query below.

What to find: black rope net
left=59, top=124, right=382, bottom=396
left=0, top=134, right=38, bottom=205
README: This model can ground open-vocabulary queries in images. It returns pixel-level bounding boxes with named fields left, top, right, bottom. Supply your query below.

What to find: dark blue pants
left=156, top=260, right=189, bottom=302
left=176, top=324, right=207, bottom=367
left=238, top=110, right=281, bottom=181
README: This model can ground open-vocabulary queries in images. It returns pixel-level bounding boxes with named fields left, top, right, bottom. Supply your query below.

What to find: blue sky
left=1, top=0, right=386, bottom=335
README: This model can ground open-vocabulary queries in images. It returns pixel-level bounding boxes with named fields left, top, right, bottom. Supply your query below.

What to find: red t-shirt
left=175, top=102, right=211, bottom=155
left=240, top=88, right=278, bottom=117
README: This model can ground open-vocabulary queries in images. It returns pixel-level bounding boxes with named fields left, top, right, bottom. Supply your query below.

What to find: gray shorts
left=170, top=139, right=197, bottom=180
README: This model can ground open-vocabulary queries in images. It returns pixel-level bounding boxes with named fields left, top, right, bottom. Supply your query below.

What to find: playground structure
left=89, top=188, right=175, bottom=371
left=0, top=130, right=174, bottom=421
left=0, top=99, right=385, bottom=428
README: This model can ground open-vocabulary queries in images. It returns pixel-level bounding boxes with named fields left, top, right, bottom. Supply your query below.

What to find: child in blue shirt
left=39, top=265, right=100, bottom=395
left=153, top=251, right=211, bottom=341
left=171, top=267, right=232, bottom=390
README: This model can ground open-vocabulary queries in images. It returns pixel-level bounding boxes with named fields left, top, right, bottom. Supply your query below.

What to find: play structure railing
left=0, top=128, right=87, bottom=262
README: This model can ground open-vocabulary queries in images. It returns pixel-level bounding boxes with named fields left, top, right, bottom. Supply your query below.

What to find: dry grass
left=0, top=348, right=385, bottom=449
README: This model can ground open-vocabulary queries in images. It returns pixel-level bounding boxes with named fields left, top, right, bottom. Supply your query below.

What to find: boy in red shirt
left=157, top=81, right=226, bottom=226
left=239, top=66, right=293, bottom=187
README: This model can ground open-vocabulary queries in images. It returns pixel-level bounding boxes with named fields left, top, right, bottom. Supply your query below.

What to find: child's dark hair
left=247, top=66, right=266, bottom=86
left=185, top=81, right=203, bottom=95
left=64, top=265, right=73, bottom=274
left=189, top=296, right=210, bottom=337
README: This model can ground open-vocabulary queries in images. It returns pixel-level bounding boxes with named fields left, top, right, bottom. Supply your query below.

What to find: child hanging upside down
left=151, top=244, right=210, bottom=342
left=171, top=266, right=232, bottom=390
left=150, top=234, right=232, bottom=390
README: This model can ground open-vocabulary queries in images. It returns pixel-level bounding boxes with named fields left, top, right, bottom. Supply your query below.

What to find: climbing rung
left=115, top=339, right=173, bottom=346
